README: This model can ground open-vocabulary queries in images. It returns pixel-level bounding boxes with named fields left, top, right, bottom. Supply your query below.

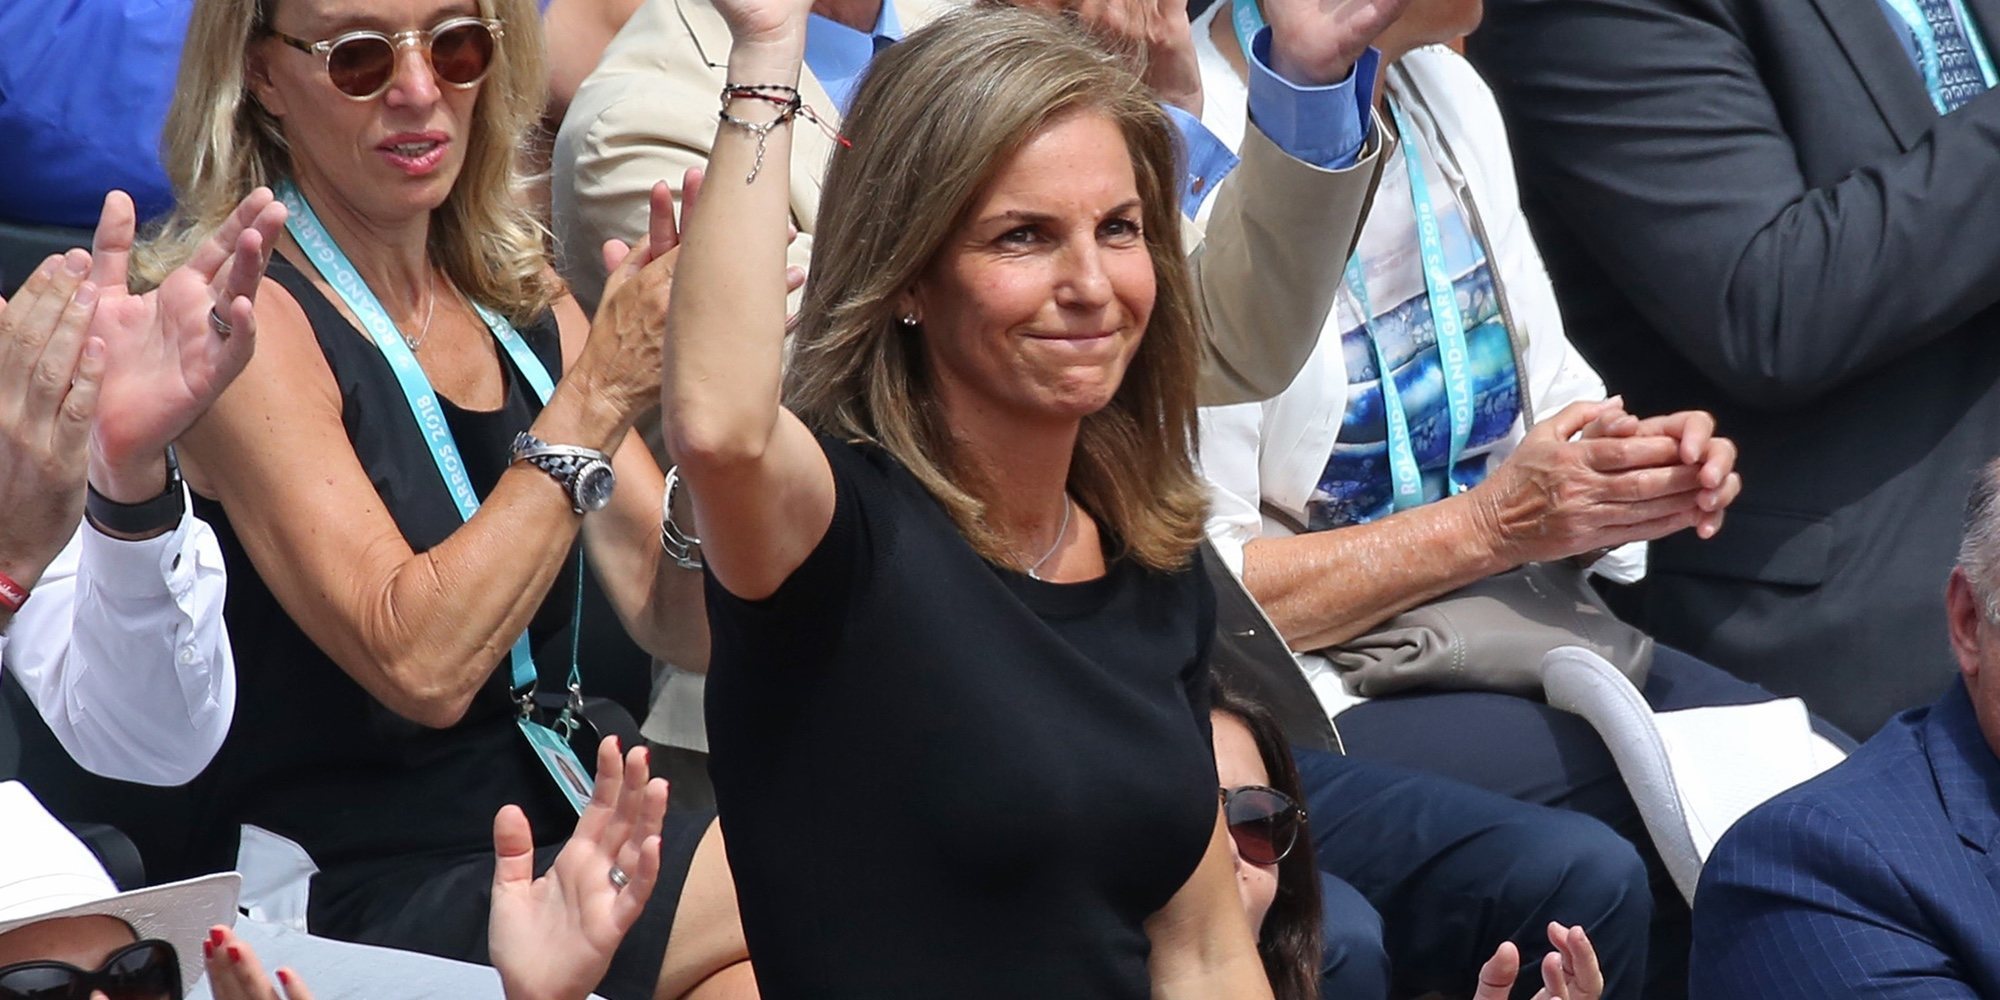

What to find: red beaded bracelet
left=0, top=570, right=28, bottom=614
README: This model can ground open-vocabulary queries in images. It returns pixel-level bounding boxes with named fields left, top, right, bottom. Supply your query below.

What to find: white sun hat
left=0, top=781, right=239, bottom=993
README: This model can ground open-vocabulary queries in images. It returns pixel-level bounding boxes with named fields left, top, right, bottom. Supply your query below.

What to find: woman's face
left=1212, top=711, right=1281, bottom=934
left=906, top=109, right=1157, bottom=430
left=249, top=0, right=489, bottom=224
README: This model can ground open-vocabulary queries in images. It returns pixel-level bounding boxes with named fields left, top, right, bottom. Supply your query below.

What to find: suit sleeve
left=1190, top=122, right=1383, bottom=406
left=555, top=89, right=817, bottom=313
left=1468, top=0, right=2000, bottom=409
left=1690, top=800, right=1981, bottom=998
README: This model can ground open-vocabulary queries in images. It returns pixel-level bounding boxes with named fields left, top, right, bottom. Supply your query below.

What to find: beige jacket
left=551, top=0, right=1384, bottom=406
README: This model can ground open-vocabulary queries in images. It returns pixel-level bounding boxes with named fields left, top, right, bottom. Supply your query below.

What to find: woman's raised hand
left=1473, top=923, right=1605, bottom=1000
left=1470, top=399, right=1728, bottom=566
left=489, top=737, right=670, bottom=1000
left=84, top=188, right=286, bottom=502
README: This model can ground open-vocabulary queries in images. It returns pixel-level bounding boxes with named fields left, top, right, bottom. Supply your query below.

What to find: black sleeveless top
left=705, top=435, right=1220, bottom=998
left=192, top=255, right=580, bottom=890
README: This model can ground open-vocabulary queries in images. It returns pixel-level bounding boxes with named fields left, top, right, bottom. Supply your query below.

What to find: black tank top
left=192, top=255, right=580, bottom=887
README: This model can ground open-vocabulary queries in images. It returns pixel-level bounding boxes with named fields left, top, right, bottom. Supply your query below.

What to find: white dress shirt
left=0, top=493, right=234, bottom=785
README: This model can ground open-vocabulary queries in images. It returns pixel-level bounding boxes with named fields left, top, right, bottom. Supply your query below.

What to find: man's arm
left=1469, top=0, right=2000, bottom=409
left=5, top=509, right=235, bottom=786
left=1690, top=799, right=1982, bottom=998
left=1189, top=14, right=1391, bottom=405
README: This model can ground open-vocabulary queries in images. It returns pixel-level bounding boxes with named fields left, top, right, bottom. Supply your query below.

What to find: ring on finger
left=608, top=865, right=630, bottom=891
left=207, top=306, right=233, bottom=338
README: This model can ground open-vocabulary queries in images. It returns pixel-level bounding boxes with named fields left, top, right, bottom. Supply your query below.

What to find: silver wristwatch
left=511, top=432, right=616, bottom=514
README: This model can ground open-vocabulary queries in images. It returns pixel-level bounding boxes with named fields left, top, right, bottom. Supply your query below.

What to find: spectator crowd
left=1, top=0, right=1998, bottom=994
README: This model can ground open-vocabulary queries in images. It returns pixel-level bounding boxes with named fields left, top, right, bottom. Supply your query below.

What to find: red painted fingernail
left=278, top=969, right=292, bottom=986
left=228, top=945, right=242, bottom=963
left=203, top=940, right=215, bottom=960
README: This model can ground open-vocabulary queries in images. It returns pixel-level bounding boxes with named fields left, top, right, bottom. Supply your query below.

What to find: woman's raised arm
left=659, top=0, right=835, bottom=603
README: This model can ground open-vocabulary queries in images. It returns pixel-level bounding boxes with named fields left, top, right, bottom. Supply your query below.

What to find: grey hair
left=1958, top=458, right=2000, bottom=622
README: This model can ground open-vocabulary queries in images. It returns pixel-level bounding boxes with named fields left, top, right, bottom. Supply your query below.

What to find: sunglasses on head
left=0, top=939, right=180, bottom=1000
left=1223, top=785, right=1306, bottom=866
left=268, top=16, right=505, bottom=101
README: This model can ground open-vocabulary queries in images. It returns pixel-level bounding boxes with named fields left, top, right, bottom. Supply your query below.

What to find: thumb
left=491, top=804, right=537, bottom=892
left=1472, top=941, right=1521, bottom=1000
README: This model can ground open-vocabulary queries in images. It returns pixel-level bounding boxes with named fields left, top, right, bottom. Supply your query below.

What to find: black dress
left=704, top=434, right=1220, bottom=999
left=190, top=255, right=705, bottom=999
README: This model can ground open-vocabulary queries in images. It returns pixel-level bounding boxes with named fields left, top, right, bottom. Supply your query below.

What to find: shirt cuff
left=1163, top=104, right=1241, bottom=219
left=79, top=492, right=197, bottom=601
left=1246, top=30, right=1379, bottom=170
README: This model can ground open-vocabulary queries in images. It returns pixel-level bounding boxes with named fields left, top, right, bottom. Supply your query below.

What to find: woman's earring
left=899, top=315, right=919, bottom=328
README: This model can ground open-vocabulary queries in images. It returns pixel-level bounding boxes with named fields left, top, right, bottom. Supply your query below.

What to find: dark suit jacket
left=1689, top=681, right=2000, bottom=998
left=1466, top=0, right=2000, bottom=736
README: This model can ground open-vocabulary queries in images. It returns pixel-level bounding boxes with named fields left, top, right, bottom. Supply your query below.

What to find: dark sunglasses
left=268, top=16, right=504, bottom=101
left=1223, top=785, right=1306, bottom=866
left=0, top=939, right=180, bottom=1000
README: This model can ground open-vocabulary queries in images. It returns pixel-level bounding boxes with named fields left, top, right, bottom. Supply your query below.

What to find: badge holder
left=514, top=551, right=596, bottom=814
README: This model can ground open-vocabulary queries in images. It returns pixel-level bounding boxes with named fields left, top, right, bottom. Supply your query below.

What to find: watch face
left=576, top=462, right=616, bottom=512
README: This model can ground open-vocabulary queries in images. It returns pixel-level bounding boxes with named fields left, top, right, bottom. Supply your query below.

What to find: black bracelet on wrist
left=85, top=449, right=186, bottom=538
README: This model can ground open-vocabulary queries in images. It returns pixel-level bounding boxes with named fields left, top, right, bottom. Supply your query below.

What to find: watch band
left=85, top=449, right=187, bottom=538
left=510, top=432, right=614, bottom=514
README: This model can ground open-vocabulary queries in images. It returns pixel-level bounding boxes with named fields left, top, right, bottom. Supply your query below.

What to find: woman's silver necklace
left=401, top=272, right=439, bottom=351
left=1024, top=495, right=1074, bottom=581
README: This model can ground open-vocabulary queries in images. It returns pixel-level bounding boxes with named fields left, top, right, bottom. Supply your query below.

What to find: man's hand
left=1012, top=0, right=1205, bottom=115
left=0, top=252, right=105, bottom=592
left=1262, top=0, right=1412, bottom=86
left=85, top=189, right=286, bottom=503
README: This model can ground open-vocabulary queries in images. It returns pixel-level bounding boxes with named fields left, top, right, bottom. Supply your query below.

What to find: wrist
left=1268, top=44, right=1355, bottom=88
left=726, top=30, right=809, bottom=70
left=1449, top=488, right=1522, bottom=575
left=88, top=449, right=171, bottom=505
left=539, top=377, right=631, bottom=455
left=0, top=555, right=45, bottom=610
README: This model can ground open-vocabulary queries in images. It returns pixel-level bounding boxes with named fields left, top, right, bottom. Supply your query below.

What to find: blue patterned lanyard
left=1880, top=0, right=1998, bottom=112
left=275, top=182, right=581, bottom=715
left=1343, top=100, right=1476, bottom=512
left=1226, top=2, right=1472, bottom=510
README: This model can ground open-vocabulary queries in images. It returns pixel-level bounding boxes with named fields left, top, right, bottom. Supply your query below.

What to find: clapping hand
left=1581, top=405, right=1741, bottom=539
left=1473, top=399, right=1737, bottom=566
left=1473, top=923, right=1604, bottom=1000
left=0, top=252, right=105, bottom=590
left=84, top=188, right=286, bottom=503
left=489, top=737, right=670, bottom=1000
left=1261, top=0, right=1414, bottom=86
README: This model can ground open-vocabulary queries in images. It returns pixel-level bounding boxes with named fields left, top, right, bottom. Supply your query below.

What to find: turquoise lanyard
left=275, top=181, right=580, bottom=711
left=1880, top=0, right=1998, bottom=112
left=1229, top=0, right=1472, bottom=510
left=1343, top=100, right=1477, bottom=512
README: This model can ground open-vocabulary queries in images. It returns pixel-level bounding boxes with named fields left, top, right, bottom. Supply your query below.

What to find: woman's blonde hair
left=786, top=3, right=1208, bottom=573
left=135, top=0, right=560, bottom=323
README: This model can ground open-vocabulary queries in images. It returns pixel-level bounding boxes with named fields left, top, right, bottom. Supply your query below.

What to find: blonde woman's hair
left=136, top=0, right=561, bottom=323
left=786, top=3, right=1209, bottom=573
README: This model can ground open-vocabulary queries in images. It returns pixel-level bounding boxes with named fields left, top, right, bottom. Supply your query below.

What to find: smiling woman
left=662, top=4, right=1266, bottom=998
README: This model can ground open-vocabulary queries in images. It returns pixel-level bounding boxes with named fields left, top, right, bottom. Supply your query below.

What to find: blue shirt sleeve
left=1163, top=104, right=1242, bottom=219
left=1245, top=29, right=1379, bottom=170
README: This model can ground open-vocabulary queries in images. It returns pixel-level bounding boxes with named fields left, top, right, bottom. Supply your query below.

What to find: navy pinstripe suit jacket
left=1689, top=680, right=2000, bottom=998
